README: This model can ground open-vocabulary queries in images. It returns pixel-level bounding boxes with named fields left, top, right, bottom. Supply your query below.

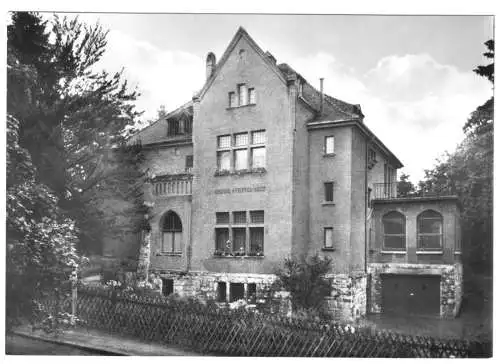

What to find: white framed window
left=325, top=136, right=335, bottom=155
left=218, top=135, right=231, bottom=149
left=248, top=88, right=256, bottom=104
left=417, top=210, right=443, bottom=251
left=238, top=84, right=248, bottom=106
left=229, top=92, right=237, bottom=108
left=324, top=227, right=334, bottom=249
left=217, top=151, right=231, bottom=171
left=383, top=211, right=406, bottom=251
left=161, top=211, right=183, bottom=254
left=234, top=132, right=249, bottom=147
left=234, top=149, right=248, bottom=170
left=251, top=147, right=266, bottom=168
left=214, top=210, right=264, bottom=256
left=324, top=182, right=334, bottom=202
left=252, top=130, right=266, bottom=145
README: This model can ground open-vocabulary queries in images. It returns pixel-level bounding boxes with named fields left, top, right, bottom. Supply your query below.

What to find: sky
left=45, top=13, right=494, bottom=182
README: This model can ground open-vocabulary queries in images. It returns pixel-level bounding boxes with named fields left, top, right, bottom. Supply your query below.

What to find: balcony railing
left=372, top=183, right=454, bottom=200
left=153, top=178, right=192, bottom=196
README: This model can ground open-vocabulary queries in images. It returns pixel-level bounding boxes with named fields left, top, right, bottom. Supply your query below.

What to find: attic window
left=239, top=49, right=246, bottom=61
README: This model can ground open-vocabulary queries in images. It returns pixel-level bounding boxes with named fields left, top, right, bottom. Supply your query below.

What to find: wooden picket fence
left=41, top=286, right=489, bottom=358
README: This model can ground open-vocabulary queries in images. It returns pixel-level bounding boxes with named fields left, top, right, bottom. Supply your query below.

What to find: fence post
left=70, top=268, right=78, bottom=324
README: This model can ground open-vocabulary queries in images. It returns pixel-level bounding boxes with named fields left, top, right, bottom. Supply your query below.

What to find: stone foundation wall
left=367, top=263, right=463, bottom=318
left=325, top=272, right=367, bottom=322
left=152, top=270, right=368, bottom=321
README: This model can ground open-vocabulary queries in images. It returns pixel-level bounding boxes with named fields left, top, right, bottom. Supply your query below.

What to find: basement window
left=217, top=282, right=227, bottom=302
left=230, top=283, right=245, bottom=302
left=248, top=283, right=257, bottom=303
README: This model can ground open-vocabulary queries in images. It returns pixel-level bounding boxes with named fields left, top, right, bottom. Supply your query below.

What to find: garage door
left=381, top=274, right=440, bottom=317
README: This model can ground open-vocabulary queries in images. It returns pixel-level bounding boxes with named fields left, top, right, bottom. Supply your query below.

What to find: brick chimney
left=206, top=52, right=216, bottom=80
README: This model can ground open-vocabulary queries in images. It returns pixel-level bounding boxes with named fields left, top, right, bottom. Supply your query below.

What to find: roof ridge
left=198, top=27, right=287, bottom=100
left=277, top=62, right=360, bottom=119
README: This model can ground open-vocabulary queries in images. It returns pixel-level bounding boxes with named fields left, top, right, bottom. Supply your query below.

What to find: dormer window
left=167, top=119, right=180, bottom=136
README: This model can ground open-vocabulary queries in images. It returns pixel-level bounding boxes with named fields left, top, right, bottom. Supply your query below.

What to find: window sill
left=212, top=254, right=264, bottom=259
left=214, top=168, right=267, bottom=177
left=321, top=202, right=335, bottom=206
left=226, top=103, right=256, bottom=110
left=323, top=153, right=336, bottom=158
left=454, top=251, right=462, bottom=255
left=381, top=250, right=406, bottom=255
left=321, top=248, right=335, bottom=252
left=156, top=252, right=182, bottom=257
left=416, top=251, right=444, bottom=255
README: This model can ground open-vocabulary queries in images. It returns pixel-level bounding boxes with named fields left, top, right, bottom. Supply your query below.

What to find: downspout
left=364, top=139, right=368, bottom=273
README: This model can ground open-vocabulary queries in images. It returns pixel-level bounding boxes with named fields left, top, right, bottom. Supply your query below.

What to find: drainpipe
left=319, top=78, right=324, bottom=115
left=364, top=137, right=370, bottom=314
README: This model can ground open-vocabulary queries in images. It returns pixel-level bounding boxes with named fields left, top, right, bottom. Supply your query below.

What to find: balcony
left=153, top=176, right=192, bottom=197
left=372, top=183, right=455, bottom=201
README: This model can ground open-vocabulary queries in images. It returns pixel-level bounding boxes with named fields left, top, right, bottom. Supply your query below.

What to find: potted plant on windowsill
left=214, top=169, right=231, bottom=177
left=251, top=167, right=267, bottom=174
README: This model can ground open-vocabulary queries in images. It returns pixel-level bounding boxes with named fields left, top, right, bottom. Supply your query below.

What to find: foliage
left=6, top=11, right=148, bottom=329
left=7, top=12, right=147, bottom=255
left=463, top=40, right=494, bottom=135
left=6, top=114, right=84, bottom=326
left=420, top=131, right=493, bottom=275
left=396, top=173, right=417, bottom=197
left=274, top=254, right=332, bottom=312
left=420, top=39, right=494, bottom=276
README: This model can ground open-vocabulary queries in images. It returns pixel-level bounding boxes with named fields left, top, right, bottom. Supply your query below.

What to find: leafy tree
left=6, top=12, right=150, bottom=326
left=421, top=131, right=493, bottom=275
left=396, top=173, right=417, bottom=197
left=421, top=39, right=493, bottom=276
left=463, top=40, right=494, bottom=135
left=274, top=254, right=332, bottom=313
left=6, top=114, right=83, bottom=326
left=7, top=12, right=147, bottom=255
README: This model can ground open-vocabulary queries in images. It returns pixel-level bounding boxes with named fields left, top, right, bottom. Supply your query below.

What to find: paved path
left=10, top=325, right=201, bottom=356
left=6, top=334, right=103, bottom=355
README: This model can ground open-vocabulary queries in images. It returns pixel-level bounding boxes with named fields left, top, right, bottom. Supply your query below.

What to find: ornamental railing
left=372, top=183, right=454, bottom=200
left=153, top=177, right=192, bottom=196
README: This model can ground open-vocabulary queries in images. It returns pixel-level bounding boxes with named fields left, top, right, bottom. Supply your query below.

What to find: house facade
left=122, top=27, right=463, bottom=320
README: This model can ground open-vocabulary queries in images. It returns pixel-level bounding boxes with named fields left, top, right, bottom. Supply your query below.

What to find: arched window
left=417, top=210, right=443, bottom=251
left=382, top=211, right=406, bottom=251
left=162, top=211, right=182, bottom=254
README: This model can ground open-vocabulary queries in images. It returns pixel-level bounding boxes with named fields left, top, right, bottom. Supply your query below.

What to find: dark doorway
left=381, top=274, right=440, bottom=317
left=162, top=278, right=174, bottom=296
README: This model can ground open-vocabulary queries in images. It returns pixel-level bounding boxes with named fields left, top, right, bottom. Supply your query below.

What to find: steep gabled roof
left=128, top=27, right=400, bottom=169
left=277, top=63, right=363, bottom=121
left=128, top=101, right=193, bottom=146
left=198, top=27, right=288, bottom=100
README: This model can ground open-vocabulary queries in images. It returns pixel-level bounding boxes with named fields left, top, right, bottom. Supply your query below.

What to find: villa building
left=113, top=27, right=463, bottom=320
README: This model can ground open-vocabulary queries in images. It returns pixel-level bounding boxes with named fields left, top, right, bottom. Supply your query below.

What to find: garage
left=381, top=274, right=441, bottom=317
